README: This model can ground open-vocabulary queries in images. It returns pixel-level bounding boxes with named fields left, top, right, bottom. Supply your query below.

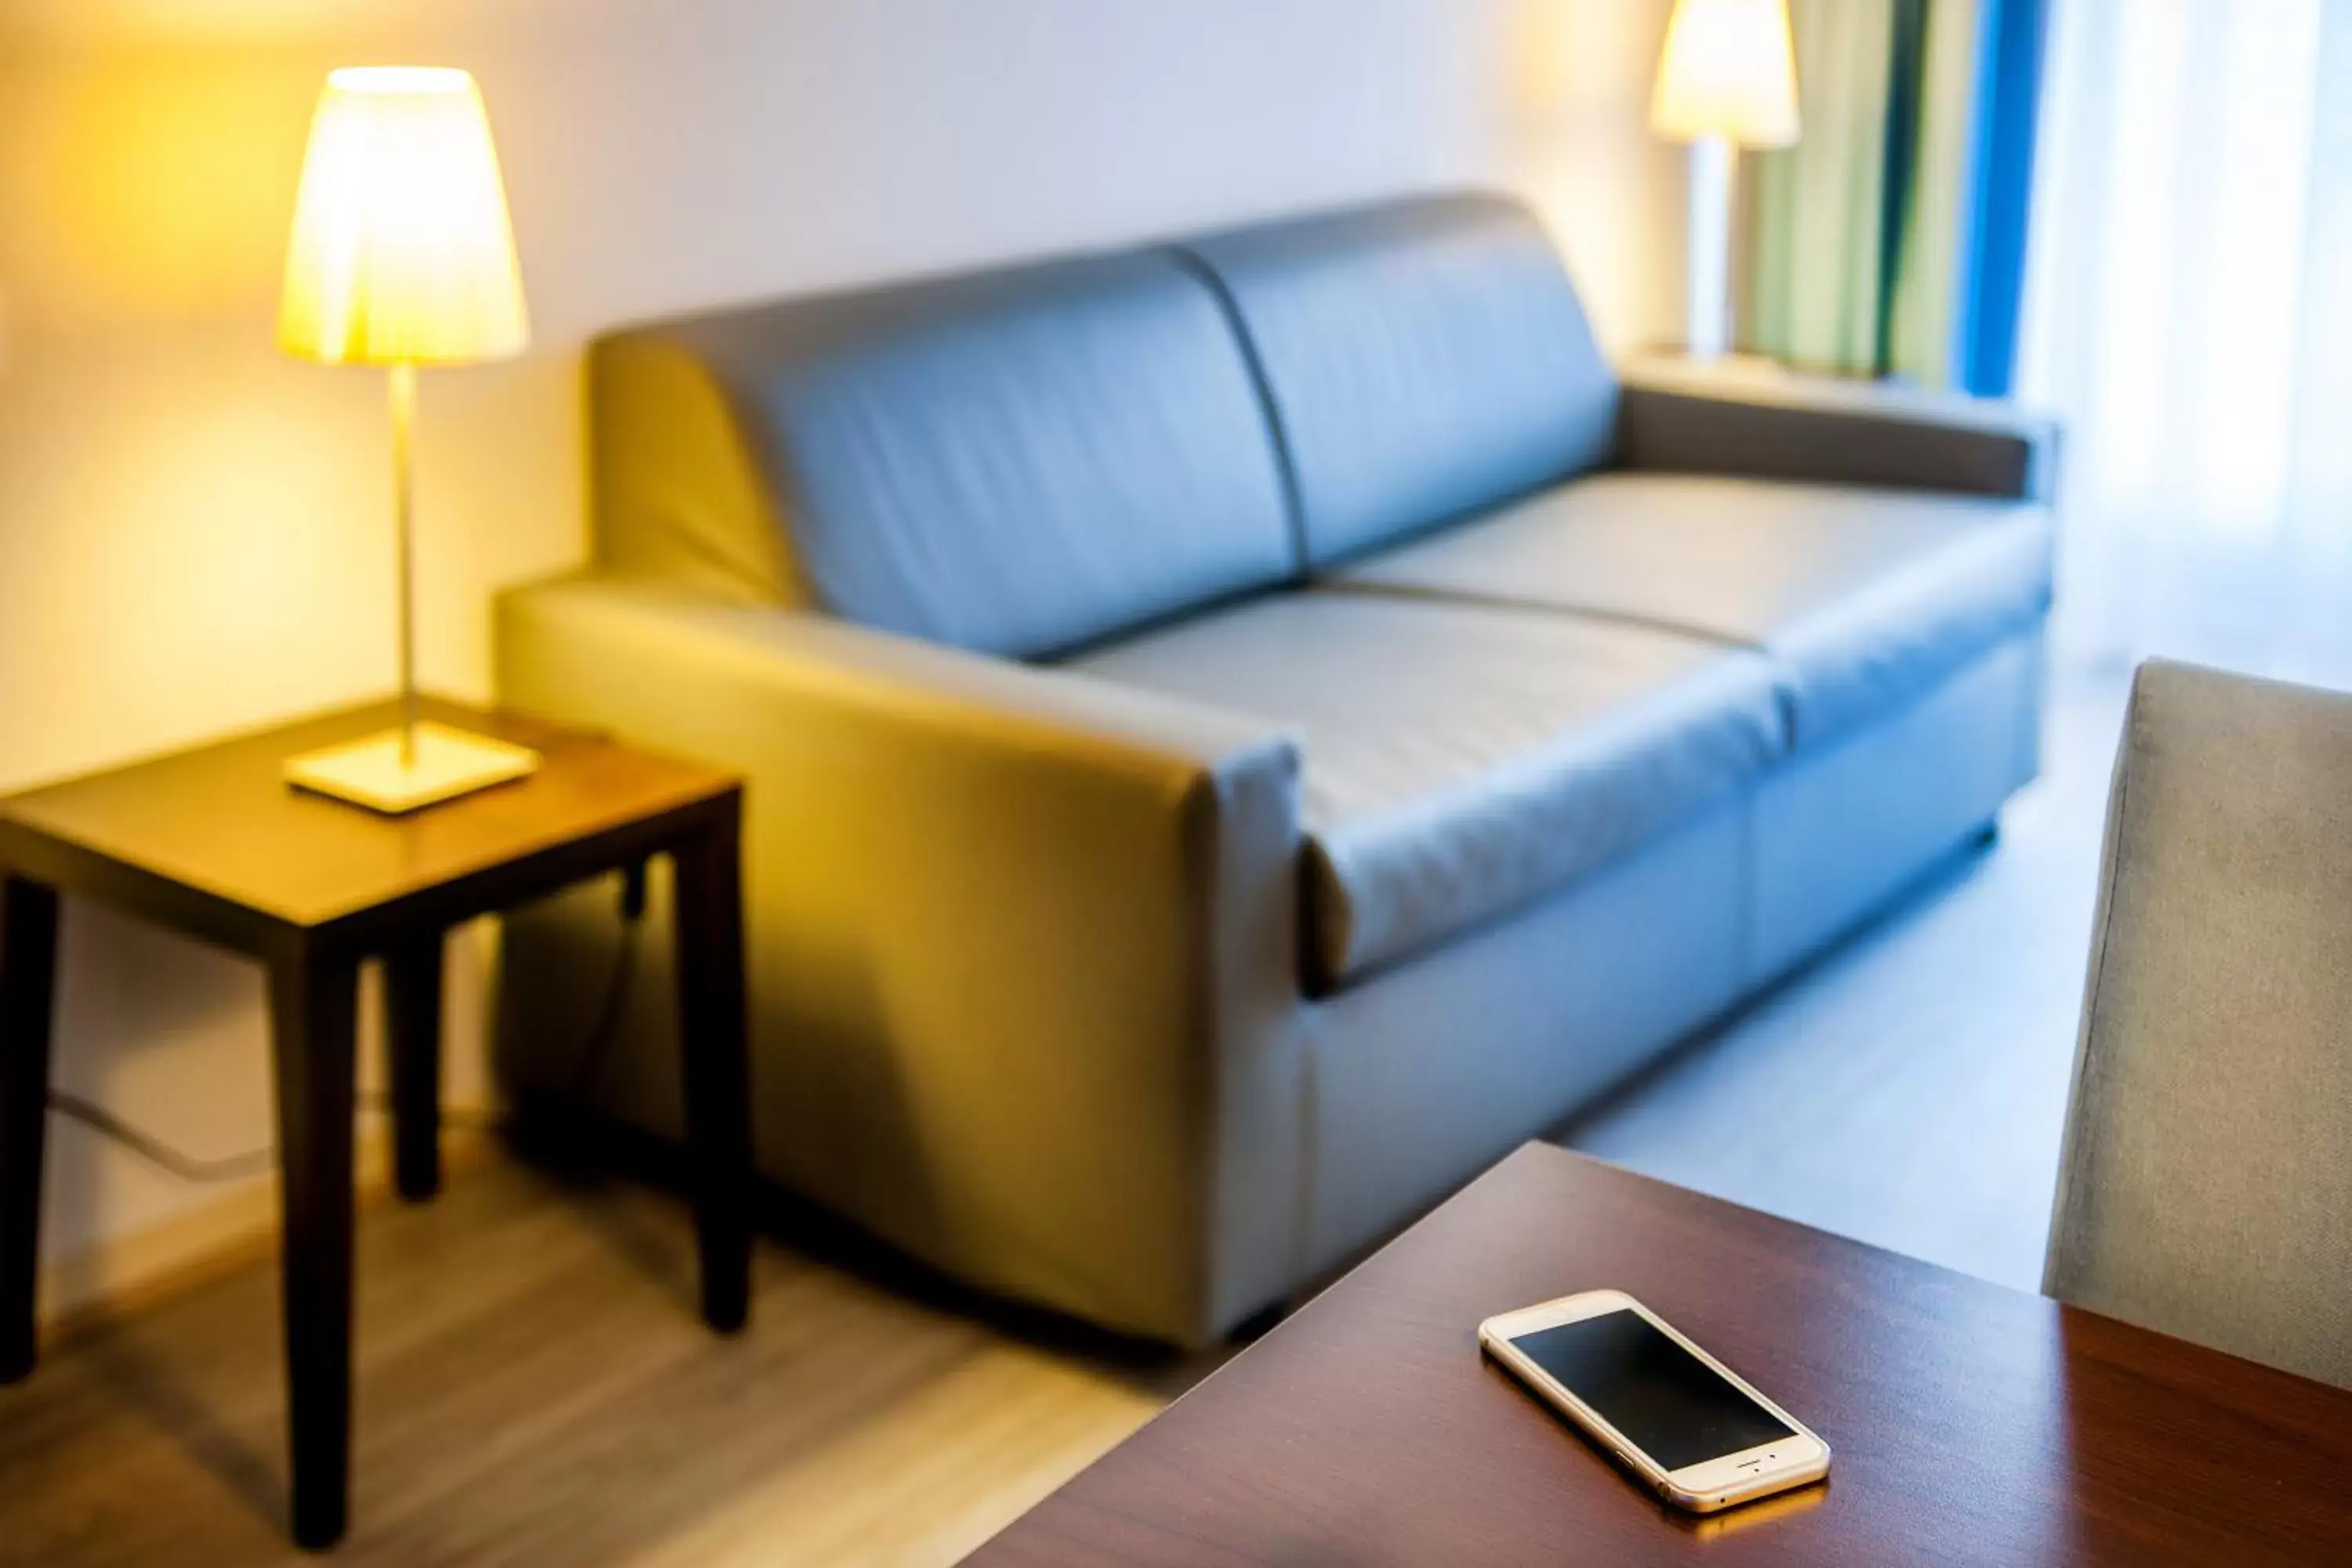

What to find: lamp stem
left=389, top=362, right=419, bottom=768
left=1686, top=132, right=1737, bottom=361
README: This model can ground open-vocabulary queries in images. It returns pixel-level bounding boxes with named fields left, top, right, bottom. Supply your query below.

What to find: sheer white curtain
left=2022, top=0, right=2352, bottom=683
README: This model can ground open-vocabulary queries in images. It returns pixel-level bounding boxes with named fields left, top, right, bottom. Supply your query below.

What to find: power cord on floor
left=45, top=1091, right=281, bottom=1185
left=44, top=1090, right=506, bottom=1185
left=45, top=862, right=651, bottom=1186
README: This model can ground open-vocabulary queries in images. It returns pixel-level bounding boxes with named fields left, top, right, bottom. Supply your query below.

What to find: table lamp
left=277, top=67, right=539, bottom=813
left=1650, top=0, right=1801, bottom=361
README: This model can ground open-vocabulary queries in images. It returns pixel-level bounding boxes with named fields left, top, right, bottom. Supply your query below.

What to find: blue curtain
left=1745, top=0, right=2047, bottom=392
left=1954, top=0, right=2048, bottom=396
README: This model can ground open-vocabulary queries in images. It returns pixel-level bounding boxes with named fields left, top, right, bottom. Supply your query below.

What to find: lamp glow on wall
left=277, top=67, right=538, bottom=813
left=1651, top=0, right=1801, bottom=361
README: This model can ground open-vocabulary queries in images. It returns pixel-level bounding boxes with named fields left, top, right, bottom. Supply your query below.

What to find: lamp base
left=286, top=721, right=539, bottom=815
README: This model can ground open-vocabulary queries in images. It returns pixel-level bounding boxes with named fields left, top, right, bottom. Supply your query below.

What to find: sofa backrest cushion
left=590, top=250, right=1296, bottom=659
left=1179, top=194, right=1618, bottom=568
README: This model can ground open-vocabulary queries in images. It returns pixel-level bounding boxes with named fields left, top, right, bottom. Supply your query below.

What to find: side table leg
left=383, top=933, right=445, bottom=1203
left=671, top=804, right=752, bottom=1334
left=0, top=877, right=60, bottom=1385
left=270, top=945, right=361, bottom=1552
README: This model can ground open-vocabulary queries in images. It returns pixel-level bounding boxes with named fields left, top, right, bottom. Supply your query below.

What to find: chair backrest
left=2045, top=659, right=2352, bottom=1389
left=589, top=249, right=1295, bottom=659
left=1180, top=192, right=1618, bottom=568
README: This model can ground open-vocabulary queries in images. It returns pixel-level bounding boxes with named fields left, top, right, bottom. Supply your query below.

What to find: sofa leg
left=1228, top=1302, right=1288, bottom=1346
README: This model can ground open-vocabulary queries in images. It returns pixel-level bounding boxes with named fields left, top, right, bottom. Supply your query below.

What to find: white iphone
left=1479, top=1289, right=1831, bottom=1513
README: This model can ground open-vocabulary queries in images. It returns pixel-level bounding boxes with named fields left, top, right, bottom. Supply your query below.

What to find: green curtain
left=1744, top=0, right=1980, bottom=384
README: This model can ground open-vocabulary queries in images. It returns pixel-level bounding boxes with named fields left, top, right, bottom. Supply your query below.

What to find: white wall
left=0, top=0, right=1679, bottom=1305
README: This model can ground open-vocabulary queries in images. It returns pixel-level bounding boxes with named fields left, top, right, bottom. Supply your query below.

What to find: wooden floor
left=0, top=1159, right=1202, bottom=1566
left=0, top=664, right=2133, bottom=1566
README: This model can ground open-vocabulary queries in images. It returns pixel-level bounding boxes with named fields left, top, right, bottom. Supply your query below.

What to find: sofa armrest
left=1614, top=355, right=2061, bottom=503
left=492, top=575, right=1304, bottom=1345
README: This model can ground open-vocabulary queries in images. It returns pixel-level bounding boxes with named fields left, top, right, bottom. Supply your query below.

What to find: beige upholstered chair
left=2045, top=659, right=2352, bottom=1389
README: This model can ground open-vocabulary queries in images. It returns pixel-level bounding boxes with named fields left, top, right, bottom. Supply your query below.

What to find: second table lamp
left=1651, top=0, right=1802, bottom=361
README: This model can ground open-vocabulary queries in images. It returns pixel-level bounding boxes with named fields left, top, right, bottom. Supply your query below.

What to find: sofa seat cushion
left=1332, top=473, right=2054, bottom=750
left=1061, top=590, right=1784, bottom=985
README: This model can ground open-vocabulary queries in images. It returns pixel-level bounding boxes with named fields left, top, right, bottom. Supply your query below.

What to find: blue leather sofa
left=495, top=193, right=2058, bottom=1346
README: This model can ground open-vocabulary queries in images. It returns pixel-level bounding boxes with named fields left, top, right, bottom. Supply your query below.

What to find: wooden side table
left=0, top=698, right=753, bottom=1551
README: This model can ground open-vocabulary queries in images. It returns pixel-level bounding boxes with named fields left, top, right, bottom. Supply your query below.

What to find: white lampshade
left=278, top=67, right=529, bottom=366
left=1650, top=0, right=1802, bottom=148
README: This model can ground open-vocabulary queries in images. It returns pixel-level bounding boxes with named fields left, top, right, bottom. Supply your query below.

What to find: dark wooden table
left=971, top=1142, right=2352, bottom=1566
left=0, top=697, right=753, bottom=1551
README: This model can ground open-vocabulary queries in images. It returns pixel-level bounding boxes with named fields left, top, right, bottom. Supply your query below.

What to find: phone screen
left=1507, top=1308, right=1793, bottom=1472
